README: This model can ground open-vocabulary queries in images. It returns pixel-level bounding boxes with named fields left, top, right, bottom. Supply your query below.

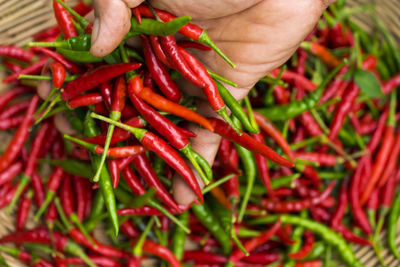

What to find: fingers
left=172, top=100, right=222, bottom=205
left=90, top=0, right=132, bottom=57
left=122, top=0, right=145, bottom=7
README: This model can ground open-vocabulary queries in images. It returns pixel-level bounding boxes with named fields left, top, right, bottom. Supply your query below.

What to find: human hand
left=91, top=0, right=335, bottom=205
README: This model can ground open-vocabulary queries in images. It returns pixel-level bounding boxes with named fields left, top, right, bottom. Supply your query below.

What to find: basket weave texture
left=0, top=0, right=399, bottom=266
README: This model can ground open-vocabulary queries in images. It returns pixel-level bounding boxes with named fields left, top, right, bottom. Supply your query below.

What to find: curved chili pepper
left=383, top=73, right=400, bottom=94
left=0, top=115, right=23, bottom=129
left=55, top=256, right=122, bottom=267
left=293, top=152, right=342, bottom=166
left=4, top=61, right=23, bottom=73
left=141, top=34, right=181, bottom=102
left=131, top=152, right=180, bottom=210
left=288, top=230, right=315, bottom=260
left=3, top=57, right=48, bottom=83
left=335, top=224, right=371, bottom=246
left=270, top=68, right=317, bottom=92
left=72, top=175, right=86, bottom=221
left=31, top=172, right=45, bottom=207
left=0, top=87, right=32, bottom=112
left=64, top=134, right=146, bottom=158
left=142, top=239, right=181, bottom=267
left=209, top=117, right=294, bottom=167
left=252, top=133, right=274, bottom=197
left=361, top=92, right=396, bottom=203
left=130, top=78, right=213, bottom=131
left=260, top=182, right=335, bottom=212
left=253, top=111, right=294, bottom=160
left=53, top=0, right=77, bottom=38
left=0, top=100, right=30, bottom=119
left=178, top=41, right=212, bottom=51
left=99, top=81, right=112, bottom=109
left=331, top=180, right=348, bottom=229
left=183, top=250, right=226, bottom=264
left=61, top=63, right=141, bottom=100
left=0, top=162, right=22, bottom=187
left=0, top=45, right=34, bottom=62
left=68, top=92, right=103, bottom=108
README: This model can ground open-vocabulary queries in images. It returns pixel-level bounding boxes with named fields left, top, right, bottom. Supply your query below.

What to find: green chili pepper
left=251, top=214, right=362, bottom=267
left=57, top=47, right=103, bottom=63
left=130, top=16, right=192, bottom=36
left=83, top=112, right=119, bottom=236
left=255, top=60, right=346, bottom=121
left=305, top=241, right=325, bottom=260
left=171, top=211, right=189, bottom=261
left=215, top=80, right=258, bottom=133
left=37, top=159, right=93, bottom=179
left=28, top=34, right=92, bottom=51
left=65, top=109, right=84, bottom=133
left=283, top=225, right=305, bottom=267
left=388, top=188, right=400, bottom=258
left=191, top=202, right=232, bottom=255
left=84, top=190, right=105, bottom=232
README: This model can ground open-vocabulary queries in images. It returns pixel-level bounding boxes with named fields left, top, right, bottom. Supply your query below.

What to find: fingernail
left=91, top=17, right=100, bottom=45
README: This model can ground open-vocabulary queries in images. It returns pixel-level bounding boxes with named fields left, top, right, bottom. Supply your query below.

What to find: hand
left=91, top=0, right=334, bottom=205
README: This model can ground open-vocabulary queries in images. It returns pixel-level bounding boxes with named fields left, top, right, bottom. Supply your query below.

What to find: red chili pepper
left=349, top=156, right=372, bottom=235
left=293, top=260, right=322, bottom=267
left=118, top=206, right=161, bottom=216
left=228, top=220, right=281, bottom=264
left=141, top=35, right=181, bottom=102
left=293, top=152, right=341, bottom=166
left=53, top=0, right=77, bottom=39
left=61, top=63, right=141, bottom=100
left=0, top=45, right=34, bottom=62
left=45, top=202, right=58, bottom=227
left=68, top=93, right=103, bottom=108
left=4, top=61, right=23, bottom=73
left=16, top=191, right=33, bottom=231
left=0, top=185, right=17, bottom=208
left=0, top=95, right=39, bottom=171
left=289, top=230, right=315, bottom=260
left=69, top=228, right=130, bottom=258
left=160, top=36, right=205, bottom=88
left=184, top=250, right=226, bottom=264
left=383, top=73, right=400, bottom=94
left=83, top=179, right=92, bottom=219
left=272, top=85, right=290, bottom=104
left=335, top=224, right=371, bottom=246
left=298, top=112, right=323, bottom=137
left=60, top=174, right=75, bottom=217
left=128, top=79, right=188, bottom=150
left=178, top=46, right=225, bottom=112
left=330, top=180, right=348, bottom=229
left=328, top=82, right=359, bottom=141
left=100, top=81, right=112, bottom=109
left=260, top=182, right=335, bottom=212
left=107, top=159, right=120, bottom=189
left=223, top=143, right=240, bottom=201
left=377, top=130, right=400, bottom=187
left=295, top=48, right=308, bottom=76
left=0, top=87, right=32, bottom=111
left=253, top=111, right=294, bottom=161
left=218, top=139, right=241, bottom=175
left=149, top=36, right=172, bottom=68
left=310, top=206, right=331, bottom=223
left=33, top=47, right=84, bottom=74
left=142, top=239, right=181, bottom=267
left=84, top=116, right=146, bottom=146
left=0, top=100, right=30, bottom=119
left=178, top=41, right=212, bottom=51
left=72, top=175, right=86, bottom=221
left=0, top=115, right=24, bottom=130
left=34, top=25, right=60, bottom=40
left=120, top=219, right=139, bottom=239
left=129, top=76, right=213, bottom=131
left=50, top=61, right=66, bottom=88
left=270, top=68, right=317, bottom=92
left=241, top=253, right=281, bottom=265
left=209, top=118, right=294, bottom=168
left=0, top=162, right=22, bottom=187
left=301, top=42, right=340, bottom=67
left=361, top=119, right=395, bottom=203
left=54, top=256, right=122, bottom=267
left=121, top=167, right=145, bottom=196
left=276, top=226, right=296, bottom=245
left=131, top=152, right=180, bottom=210
left=31, top=172, right=45, bottom=207
left=132, top=6, right=142, bottom=24
left=3, top=57, right=49, bottom=83
left=320, top=65, right=349, bottom=104
left=252, top=133, right=275, bottom=197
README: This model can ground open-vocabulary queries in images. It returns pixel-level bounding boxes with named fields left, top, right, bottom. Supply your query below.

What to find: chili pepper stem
left=198, top=31, right=235, bottom=68
left=7, top=174, right=30, bottom=214
left=93, top=111, right=120, bottom=182
left=207, top=70, right=237, bottom=87
left=216, top=108, right=242, bottom=135
left=69, top=213, right=97, bottom=248
left=34, top=191, right=55, bottom=221
left=133, top=217, right=155, bottom=256
left=35, top=94, right=61, bottom=125
left=202, top=174, right=235, bottom=194
left=181, top=145, right=210, bottom=185
left=320, top=135, right=357, bottom=167
left=55, top=0, right=90, bottom=28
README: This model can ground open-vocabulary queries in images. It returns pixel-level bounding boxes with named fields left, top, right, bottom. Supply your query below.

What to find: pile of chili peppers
left=0, top=0, right=399, bottom=266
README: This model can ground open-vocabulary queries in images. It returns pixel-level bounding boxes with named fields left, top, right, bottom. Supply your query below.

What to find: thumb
left=90, top=0, right=138, bottom=57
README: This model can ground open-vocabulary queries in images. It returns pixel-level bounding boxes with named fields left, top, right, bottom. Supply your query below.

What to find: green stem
left=202, top=174, right=235, bottom=194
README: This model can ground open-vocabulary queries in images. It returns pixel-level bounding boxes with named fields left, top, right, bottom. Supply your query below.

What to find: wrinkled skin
left=76, top=0, right=334, bottom=205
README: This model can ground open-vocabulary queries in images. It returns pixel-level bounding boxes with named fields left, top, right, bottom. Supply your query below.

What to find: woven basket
left=0, top=0, right=399, bottom=266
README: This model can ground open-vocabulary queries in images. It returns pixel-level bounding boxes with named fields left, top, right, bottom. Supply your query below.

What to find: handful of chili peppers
left=0, top=0, right=399, bottom=266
